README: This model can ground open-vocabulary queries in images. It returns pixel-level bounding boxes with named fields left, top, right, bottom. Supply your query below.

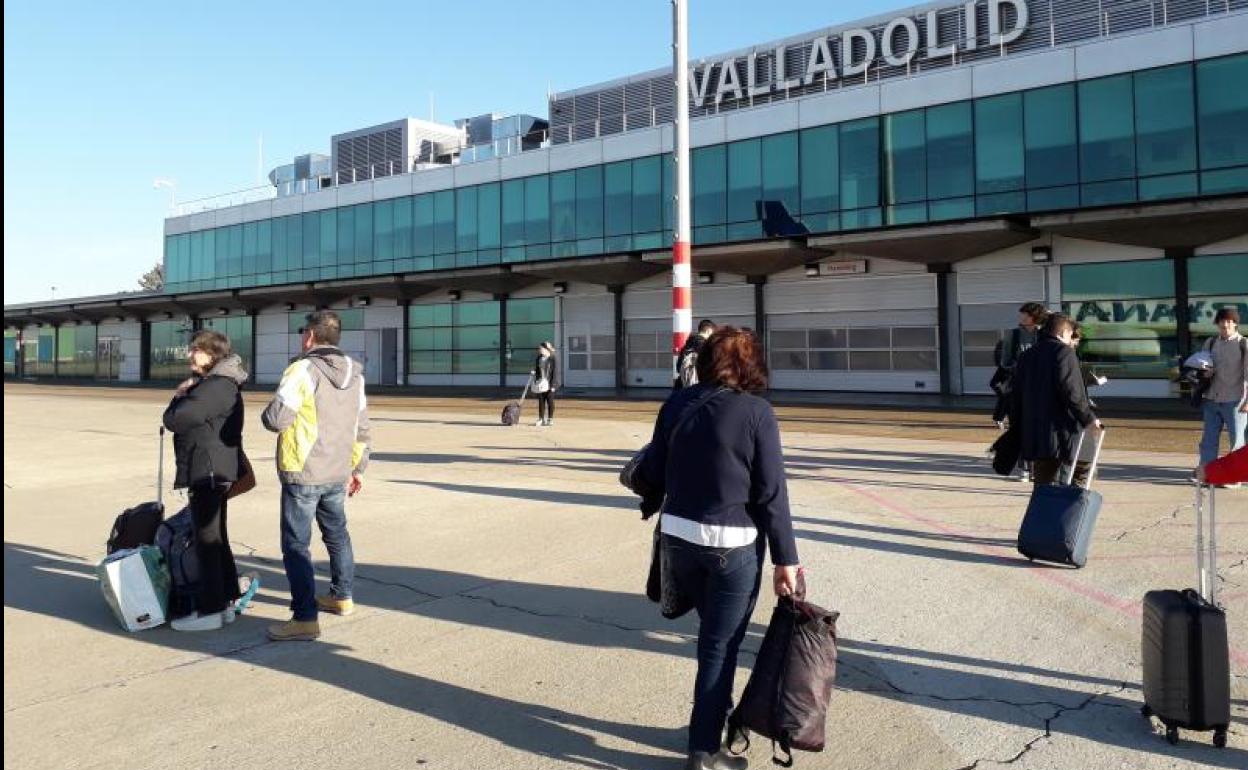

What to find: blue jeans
left=280, top=482, right=354, bottom=621
left=1200, top=400, right=1247, bottom=465
left=663, top=534, right=764, bottom=754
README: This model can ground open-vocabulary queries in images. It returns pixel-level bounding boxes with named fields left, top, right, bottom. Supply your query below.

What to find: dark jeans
left=537, top=391, right=555, bottom=421
left=189, top=480, right=240, bottom=615
left=280, top=482, right=354, bottom=621
left=1032, top=458, right=1091, bottom=488
left=663, top=534, right=764, bottom=754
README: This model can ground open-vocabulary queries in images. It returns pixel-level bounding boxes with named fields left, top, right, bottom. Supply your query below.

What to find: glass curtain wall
left=198, top=315, right=254, bottom=376
left=55, top=325, right=98, bottom=377
left=165, top=55, right=1248, bottom=294
left=1187, top=253, right=1248, bottom=348
left=149, top=319, right=192, bottom=381
left=407, top=301, right=501, bottom=376
left=505, top=298, right=556, bottom=375
left=1062, top=260, right=1177, bottom=380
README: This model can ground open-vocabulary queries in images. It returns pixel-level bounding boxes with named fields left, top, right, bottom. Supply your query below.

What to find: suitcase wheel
left=1213, top=729, right=1227, bottom=749
left=1165, top=726, right=1180, bottom=746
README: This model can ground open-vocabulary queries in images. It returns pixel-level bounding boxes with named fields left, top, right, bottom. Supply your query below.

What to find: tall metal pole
left=671, top=0, right=693, bottom=379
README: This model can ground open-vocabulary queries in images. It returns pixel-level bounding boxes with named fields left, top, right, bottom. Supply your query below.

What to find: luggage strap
left=772, top=735, right=794, bottom=768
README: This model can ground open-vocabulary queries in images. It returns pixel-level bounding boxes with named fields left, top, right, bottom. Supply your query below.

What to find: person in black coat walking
left=161, top=330, right=248, bottom=631
left=1009, top=313, right=1102, bottom=487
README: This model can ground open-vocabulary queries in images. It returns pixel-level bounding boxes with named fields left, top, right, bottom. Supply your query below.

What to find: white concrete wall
left=98, top=320, right=143, bottom=382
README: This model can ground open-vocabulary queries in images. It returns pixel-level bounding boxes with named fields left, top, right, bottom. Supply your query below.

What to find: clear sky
left=3, top=0, right=889, bottom=305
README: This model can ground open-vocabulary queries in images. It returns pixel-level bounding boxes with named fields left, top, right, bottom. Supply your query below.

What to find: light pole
left=671, top=0, right=693, bottom=380
left=153, top=178, right=178, bottom=215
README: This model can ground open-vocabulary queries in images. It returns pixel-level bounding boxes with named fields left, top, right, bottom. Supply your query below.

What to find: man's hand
left=1093, top=419, right=1104, bottom=431
left=348, top=473, right=364, bottom=497
left=1094, top=375, right=1108, bottom=386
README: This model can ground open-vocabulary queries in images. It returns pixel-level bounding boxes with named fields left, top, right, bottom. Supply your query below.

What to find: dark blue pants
left=280, top=482, right=353, bottom=621
left=663, top=534, right=764, bottom=754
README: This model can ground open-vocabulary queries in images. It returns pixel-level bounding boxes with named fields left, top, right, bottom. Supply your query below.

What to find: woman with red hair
left=637, top=326, right=801, bottom=770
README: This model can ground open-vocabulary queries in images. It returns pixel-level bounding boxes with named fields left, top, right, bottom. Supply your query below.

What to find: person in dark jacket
left=638, top=326, right=801, bottom=770
left=161, top=330, right=248, bottom=632
left=675, top=319, right=717, bottom=389
left=530, top=341, right=561, bottom=427
left=1010, top=313, right=1103, bottom=487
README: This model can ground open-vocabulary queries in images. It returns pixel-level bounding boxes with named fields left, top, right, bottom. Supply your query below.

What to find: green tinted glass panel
left=456, top=187, right=478, bottom=252
left=502, top=180, right=525, bottom=247
left=1197, top=54, right=1248, bottom=170
left=1080, top=180, right=1135, bottom=206
left=604, top=161, right=632, bottom=237
left=354, top=204, right=372, bottom=264
left=454, top=301, right=500, bottom=326
left=885, top=110, right=926, bottom=204
left=478, top=183, right=500, bottom=250
left=551, top=171, right=576, bottom=242
left=800, top=125, right=838, bottom=214
left=394, top=196, right=413, bottom=260
left=727, top=139, right=761, bottom=223
left=1024, top=84, right=1078, bottom=189
left=319, top=211, right=336, bottom=267
left=1189, top=253, right=1248, bottom=295
left=1063, top=259, right=1174, bottom=300
left=1138, top=173, right=1197, bottom=201
left=762, top=132, right=799, bottom=218
left=693, top=144, right=727, bottom=226
left=1135, top=65, right=1197, bottom=177
left=525, top=175, right=550, bottom=245
left=507, top=298, right=554, bottom=324
left=374, top=199, right=394, bottom=260
left=975, top=94, right=1024, bottom=193
left=1079, top=75, right=1136, bottom=182
left=433, top=190, right=455, bottom=254
left=243, top=222, right=258, bottom=275
left=413, top=194, right=434, bottom=258
left=336, top=208, right=354, bottom=265
left=926, top=102, right=973, bottom=200
left=575, top=166, right=604, bottom=239
left=633, top=156, right=662, bottom=235
left=257, top=219, right=272, bottom=273
left=840, top=118, right=879, bottom=210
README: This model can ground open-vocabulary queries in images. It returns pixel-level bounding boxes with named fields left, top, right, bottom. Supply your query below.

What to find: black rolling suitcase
left=1017, top=428, right=1105, bottom=567
left=1140, top=484, right=1231, bottom=748
left=500, top=378, right=531, bottom=426
left=106, top=427, right=167, bottom=553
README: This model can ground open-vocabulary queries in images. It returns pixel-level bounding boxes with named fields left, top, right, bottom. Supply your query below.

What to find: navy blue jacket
left=638, top=384, right=799, bottom=566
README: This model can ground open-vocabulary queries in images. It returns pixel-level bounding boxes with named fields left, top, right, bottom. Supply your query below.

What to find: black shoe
left=685, top=751, right=748, bottom=770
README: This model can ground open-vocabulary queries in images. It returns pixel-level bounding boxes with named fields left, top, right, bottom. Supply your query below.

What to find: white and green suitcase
left=97, top=545, right=171, bottom=632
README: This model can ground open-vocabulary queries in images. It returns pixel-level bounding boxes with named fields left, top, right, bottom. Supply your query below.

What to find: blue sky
left=3, top=0, right=888, bottom=304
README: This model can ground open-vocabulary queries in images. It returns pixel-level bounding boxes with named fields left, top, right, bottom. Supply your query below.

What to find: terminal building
left=5, top=0, right=1247, bottom=398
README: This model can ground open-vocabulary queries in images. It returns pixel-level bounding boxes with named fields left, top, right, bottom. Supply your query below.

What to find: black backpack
left=106, top=501, right=165, bottom=554
left=155, top=507, right=199, bottom=618
left=728, top=597, right=840, bottom=767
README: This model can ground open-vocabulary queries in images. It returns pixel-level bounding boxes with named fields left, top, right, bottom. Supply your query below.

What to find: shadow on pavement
left=7, top=541, right=1244, bottom=766
left=792, top=516, right=1017, bottom=548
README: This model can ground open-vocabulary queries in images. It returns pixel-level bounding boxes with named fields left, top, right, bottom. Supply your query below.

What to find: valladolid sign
left=690, top=0, right=1029, bottom=108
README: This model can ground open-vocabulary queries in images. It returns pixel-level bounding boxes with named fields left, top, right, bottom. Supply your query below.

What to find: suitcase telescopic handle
left=157, top=426, right=165, bottom=507
left=1195, top=485, right=1218, bottom=606
left=1064, top=426, right=1106, bottom=488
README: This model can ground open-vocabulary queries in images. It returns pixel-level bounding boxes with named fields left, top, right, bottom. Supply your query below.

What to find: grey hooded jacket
left=261, top=346, right=372, bottom=486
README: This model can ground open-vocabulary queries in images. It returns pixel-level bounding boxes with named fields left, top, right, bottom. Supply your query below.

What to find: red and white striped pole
left=671, top=0, right=693, bottom=379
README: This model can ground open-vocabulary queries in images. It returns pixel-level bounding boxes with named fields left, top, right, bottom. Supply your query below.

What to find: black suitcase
left=106, top=428, right=167, bottom=553
left=1140, top=485, right=1231, bottom=748
left=500, top=379, right=530, bottom=426
left=1017, top=429, right=1104, bottom=567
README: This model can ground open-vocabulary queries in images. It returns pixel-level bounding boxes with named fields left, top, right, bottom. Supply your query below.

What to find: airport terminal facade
left=5, top=0, right=1248, bottom=398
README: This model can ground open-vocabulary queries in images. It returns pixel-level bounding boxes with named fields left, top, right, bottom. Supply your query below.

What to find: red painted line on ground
left=840, top=482, right=1248, bottom=668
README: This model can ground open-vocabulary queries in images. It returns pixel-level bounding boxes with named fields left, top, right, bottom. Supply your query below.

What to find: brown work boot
left=267, top=619, right=321, bottom=641
left=316, top=595, right=355, bottom=616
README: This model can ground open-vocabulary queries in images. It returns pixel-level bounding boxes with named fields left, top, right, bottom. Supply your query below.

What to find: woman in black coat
left=161, top=329, right=248, bottom=631
left=530, top=341, right=561, bottom=427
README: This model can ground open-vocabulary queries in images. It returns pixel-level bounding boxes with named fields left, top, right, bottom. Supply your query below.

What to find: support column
left=400, top=298, right=411, bottom=386
left=748, top=276, right=767, bottom=341
left=929, top=263, right=954, bottom=396
left=496, top=293, right=508, bottom=388
left=1171, top=248, right=1192, bottom=360
left=52, top=325, right=61, bottom=378
left=610, top=285, right=625, bottom=391
left=140, top=321, right=152, bottom=382
left=93, top=321, right=102, bottom=380
left=247, top=309, right=258, bottom=379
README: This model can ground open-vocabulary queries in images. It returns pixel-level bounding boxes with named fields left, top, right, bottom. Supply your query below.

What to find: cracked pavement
left=4, top=385, right=1246, bottom=769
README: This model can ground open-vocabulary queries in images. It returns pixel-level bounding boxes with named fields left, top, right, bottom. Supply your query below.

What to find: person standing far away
left=262, top=310, right=372, bottom=641
left=1196, top=308, right=1248, bottom=488
left=675, top=319, right=717, bottom=389
left=1010, top=312, right=1103, bottom=488
left=636, top=326, right=800, bottom=770
left=530, top=341, right=561, bottom=427
left=161, top=330, right=249, bottom=631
